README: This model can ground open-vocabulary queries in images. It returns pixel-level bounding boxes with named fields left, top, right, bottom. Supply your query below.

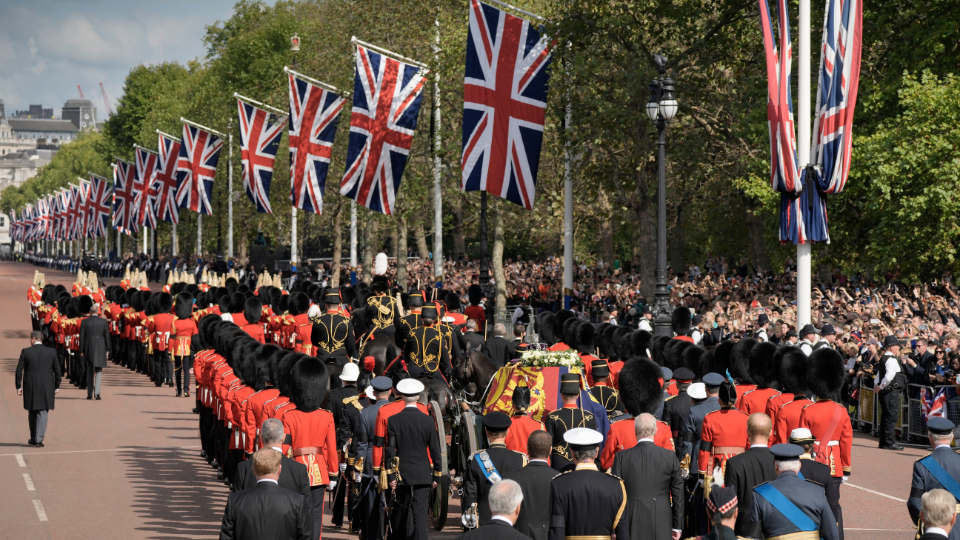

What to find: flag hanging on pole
left=237, top=98, right=287, bottom=214
left=78, top=180, right=92, bottom=239
left=461, top=0, right=552, bottom=210
left=288, top=73, right=345, bottom=215
left=176, top=122, right=223, bottom=215
left=134, top=147, right=159, bottom=229
left=88, top=173, right=112, bottom=239
left=340, top=44, right=427, bottom=215
left=114, top=159, right=139, bottom=235
left=154, top=133, right=181, bottom=225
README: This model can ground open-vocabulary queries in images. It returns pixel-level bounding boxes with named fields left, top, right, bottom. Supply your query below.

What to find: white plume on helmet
left=374, top=253, right=388, bottom=276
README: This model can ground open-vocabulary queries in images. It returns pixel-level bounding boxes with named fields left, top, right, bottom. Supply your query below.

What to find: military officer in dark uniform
left=684, top=484, right=740, bottom=540
left=589, top=359, right=624, bottom=418
left=367, top=276, right=398, bottom=335
left=385, top=378, right=443, bottom=540
left=545, top=373, right=597, bottom=472
left=661, top=367, right=696, bottom=452
left=389, top=305, right=451, bottom=384
left=348, top=376, right=394, bottom=540
left=750, top=444, right=839, bottom=540
left=548, top=428, right=630, bottom=540
left=789, top=427, right=840, bottom=538
left=462, top=412, right=527, bottom=528
left=213, top=253, right=228, bottom=276
left=395, top=291, right=424, bottom=351
left=312, top=290, right=357, bottom=365
left=909, top=417, right=960, bottom=540
left=436, top=301, right=466, bottom=364
left=329, top=362, right=362, bottom=529
left=681, top=374, right=724, bottom=537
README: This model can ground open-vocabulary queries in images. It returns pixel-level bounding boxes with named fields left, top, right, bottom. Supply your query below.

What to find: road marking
left=0, top=445, right=200, bottom=457
left=844, top=482, right=907, bottom=502
left=23, top=473, right=35, bottom=491
left=15, top=453, right=25, bottom=467
left=32, top=500, right=47, bottom=521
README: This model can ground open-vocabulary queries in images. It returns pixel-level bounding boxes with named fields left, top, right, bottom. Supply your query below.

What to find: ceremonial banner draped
left=461, top=0, right=552, bottom=210
left=237, top=98, right=287, bottom=214
left=154, top=133, right=181, bottom=224
left=288, top=73, right=345, bottom=214
left=134, top=147, right=159, bottom=229
left=114, top=159, right=139, bottom=235
left=88, top=174, right=112, bottom=239
left=340, top=45, right=427, bottom=215
left=176, top=123, right=223, bottom=215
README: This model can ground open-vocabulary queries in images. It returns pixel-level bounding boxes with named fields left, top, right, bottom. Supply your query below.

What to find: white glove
left=327, top=480, right=337, bottom=491
left=340, top=462, right=347, bottom=473
left=841, top=476, right=849, bottom=484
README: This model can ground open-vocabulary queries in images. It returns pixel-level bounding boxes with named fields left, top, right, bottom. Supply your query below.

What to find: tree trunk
left=744, top=199, right=770, bottom=271
left=413, top=221, right=430, bottom=262
left=598, top=190, right=615, bottom=266
left=361, top=215, right=375, bottom=284
left=238, top=224, right=248, bottom=264
left=669, top=204, right=684, bottom=277
left=388, top=226, right=398, bottom=258
left=451, top=195, right=466, bottom=259
left=397, top=217, right=408, bottom=290
left=331, top=203, right=343, bottom=288
left=492, top=199, right=507, bottom=324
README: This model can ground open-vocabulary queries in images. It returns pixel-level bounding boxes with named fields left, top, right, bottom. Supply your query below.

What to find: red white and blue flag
left=134, top=147, right=159, bottom=230
left=53, top=190, right=66, bottom=241
left=176, top=123, right=223, bottom=216
left=922, top=387, right=949, bottom=422
left=340, top=45, right=427, bottom=215
left=67, top=185, right=81, bottom=240
left=114, top=159, right=139, bottom=235
left=461, top=0, right=552, bottom=210
left=289, top=74, right=345, bottom=215
left=154, top=133, right=181, bottom=225
left=88, top=173, right=112, bottom=239
left=237, top=98, right=287, bottom=214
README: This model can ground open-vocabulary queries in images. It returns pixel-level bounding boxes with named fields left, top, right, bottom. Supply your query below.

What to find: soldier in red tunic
left=600, top=357, right=674, bottom=470
left=289, top=292, right=314, bottom=356
left=241, top=296, right=266, bottom=343
left=698, top=382, right=749, bottom=487
left=738, top=342, right=780, bottom=415
left=243, top=345, right=284, bottom=454
left=730, top=338, right=758, bottom=409
left=147, top=292, right=175, bottom=388
left=171, top=292, right=199, bottom=398
left=283, top=357, right=338, bottom=540
left=504, top=383, right=545, bottom=454
left=770, top=347, right=809, bottom=444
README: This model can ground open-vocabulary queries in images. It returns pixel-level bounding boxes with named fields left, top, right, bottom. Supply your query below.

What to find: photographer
left=876, top=335, right=907, bottom=451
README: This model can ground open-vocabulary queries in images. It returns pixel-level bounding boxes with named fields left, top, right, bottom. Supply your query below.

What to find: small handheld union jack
left=176, top=122, right=223, bottom=216
left=288, top=73, right=345, bottom=215
left=237, top=98, right=287, bottom=214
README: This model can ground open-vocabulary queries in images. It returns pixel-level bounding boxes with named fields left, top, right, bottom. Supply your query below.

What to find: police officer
left=750, top=444, right=839, bottom=540
left=589, top=359, right=624, bottom=418
left=462, top=411, right=526, bottom=528
left=545, top=373, right=597, bottom=472
left=908, top=417, right=960, bottom=540
left=798, top=324, right=819, bottom=356
left=349, top=377, right=393, bottom=540
left=312, top=291, right=357, bottom=366
left=547, top=428, right=630, bottom=540
left=390, top=305, right=451, bottom=384
left=876, top=335, right=907, bottom=451
left=395, top=291, right=424, bottom=351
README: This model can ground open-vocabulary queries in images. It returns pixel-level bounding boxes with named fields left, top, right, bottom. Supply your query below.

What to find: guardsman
left=684, top=377, right=728, bottom=537
left=749, top=444, right=839, bottom=540
left=171, top=293, right=199, bottom=398
left=442, top=291, right=469, bottom=327
left=875, top=335, right=907, bottom=451
left=589, top=359, right=624, bottom=418
left=395, top=290, right=424, bottom=351
left=328, top=362, right=361, bottom=529
left=908, top=417, right=960, bottom=540
left=600, top=358, right=674, bottom=471
left=738, top=342, right=780, bottom=415
left=698, top=381, right=749, bottom=487
left=771, top=348, right=810, bottom=444
left=240, top=297, right=266, bottom=344
left=384, top=378, right=443, bottom=540
left=389, top=305, right=451, bottom=384
left=350, top=377, right=394, bottom=540
left=312, top=291, right=357, bottom=366
left=288, top=292, right=315, bottom=356
left=146, top=292, right=175, bottom=388
left=547, top=428, right=631, bottom=540
left=462, top=412, right=527, bottom=528
left=504, top=382, right=545, bottom=455
left=545, top=373, right=597, bottom=472
left=661, top=367, right=696, bottom=453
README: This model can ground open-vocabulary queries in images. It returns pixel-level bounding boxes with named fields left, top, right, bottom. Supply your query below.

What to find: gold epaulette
left=343, top=395, right=364, bottom=411
left=665, top=395, right=676, bottom=402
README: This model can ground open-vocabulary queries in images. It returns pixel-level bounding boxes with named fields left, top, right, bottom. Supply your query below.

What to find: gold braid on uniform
left=410, top=331, right=441, bottom=372
left=613, top=479, right=627, bottom=529
left=317, top=315, right=349, bottom=353
left=343, top=395, right=364, bottom=411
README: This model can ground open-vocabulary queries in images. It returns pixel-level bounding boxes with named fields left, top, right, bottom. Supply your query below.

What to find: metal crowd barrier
left=907, top=384, right=960, bottom=440
left=856, top=381, right=906, bottom=440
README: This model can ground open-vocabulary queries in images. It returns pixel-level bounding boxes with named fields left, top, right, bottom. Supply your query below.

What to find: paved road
left=0, top=261, right=922, bottom=539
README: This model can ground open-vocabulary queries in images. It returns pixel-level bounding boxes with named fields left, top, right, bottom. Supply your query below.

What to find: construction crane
left=77, top=85, right=85, bottom=99
left=100, top=83, right=115, bottom=117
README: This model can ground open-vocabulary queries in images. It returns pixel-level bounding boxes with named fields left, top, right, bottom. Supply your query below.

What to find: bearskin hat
left=215, top=324, right=245, bottom=358
left=53, top=284, right=67, bottom=297
left=672, top=306, right=692, bottom=336
left=554, top=310, right=576, bottom=342
left=576, top=323, right=596, bottom=355
left=290, top=357, right=329, bottom=412
left=748, top=341, right=778, bottom=388
left=198, top=316, right=223, bottom=349
left=664, top=338, right=692, bottom=371
left=231, top=338, right=257, bottom=381
left=157, top=292, right=174, bottom=314
left=712, top=341, right=735, bottom=378
left=371, top=275, right=390, bottom=292
left=186, top=284, right=200, bottom=295
left=807, top=347, right=845, bottom=400
left=171, top=283, right=184, bottom=296
left=538, top=312, right=557, bottom=345
left=145, top=294, right=159, bottom=317
left=175, top=292, right=194, bottom=319
left=621, top=327, right=646, bottom=361
left=682, top=345, right=707, bottom=378
left=57, top=294, right=71, bottom=315
left=619, top=357, right=664, bottom=416
left=65, top=297, right=81, bottom=318
left=340, top=287, right=358, bottom=308
left=244, top=297, right=263, bottom=327
left=41, top=285, right=56, bottom=306
left=77, top=294, right=94, bottom=315
left=273, top=351, right=301, bottom=395
left=276, top=295, right=290, bottom=315
left=227, top=292, right=245, bottom=314
left=217, top=294, right=232, bottom=315
left=468, top=284, right=483, bottom=306
left=444, top=291, right=462, bottom=311
left=730, top=338, right=757, bottom=383
left=256, top=344, right=282, bottom=384
left=289, top=292, right=310, bottom=316
left=777, top=346, right=808, bottom=397
left=123, top=288, right=138, bottom=308
left=225, top=279, right=238, bottom=295
left=563, top=318, right=581, bottom=350
left=650, top=335, right=671, bottom=366
left=137, top=290, right=152, bottom=312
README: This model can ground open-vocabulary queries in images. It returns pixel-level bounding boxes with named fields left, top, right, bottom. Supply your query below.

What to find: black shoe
left=201, top=450, right=207, bottom=459
left=167, top=381, right=174, bottom=387
left=86, top=396, right=93, bottom=400
left=192, top=407, right=199, bottom=414
left=34, top=442, right=44, bottom=448
left=217, top=469, right=224, bottom=480
left=95, top=395, right=101, bottom=400
left=211, top=459, right=219, bottom=468
left=27, top=439, right=35, bottom=446
left=882, top=444, right=905, bottom=451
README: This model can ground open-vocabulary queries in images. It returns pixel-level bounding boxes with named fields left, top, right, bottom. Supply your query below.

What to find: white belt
left=823, top=440, right=839, bottom=446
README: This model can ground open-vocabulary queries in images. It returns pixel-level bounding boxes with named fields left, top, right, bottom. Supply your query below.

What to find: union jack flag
left=88, top=173, right=112, bottom=238
left=52, top=190, right=66, bottom=241
left=67, top=185, right=81, bottom=240
left=9, top=211, right=18, bottom=242
left=461, top=0, right=552, bottom=210
left=176, top=123, right=222, bottom=216
left=134, top=147, right=159, bottom=229
left=21, top=205, right=33, bottom=242
left=289, top=74, right=345, bottom=214
left=237, top=98, right=287, bottom=214
left=154, top=133, right=181, bottom=225
left=114, top=159, right=139, bottom=235
left=922, top=387, right=949, bottom=422
left=77, top=181, right=91, bottom=239
left=340, top=45, right=427, bottom=215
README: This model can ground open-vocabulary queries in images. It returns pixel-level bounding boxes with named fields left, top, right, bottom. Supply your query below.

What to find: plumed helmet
left=777, top=346, right=808, bottom=396
left=444, top=291, right=462, bottom=311
left=619, top=357, right=664, bottom=416
left=175, top=292, right=194, bottom=319
left=748, top=341, right=778, bottom=388
left=77, top=294, right=94, bottom=315
left=576, top=323, right=596, bottom=355
left=664, top=338, right=693, bottom=370
left=289, top=292, right=310, bottom=316
left=730, top=338, right=757, bottom=383
left=244, top=296, right=263, bottom=326
left=290, top=357, right=329, bottom=412
left=538, top=312, right=557, bottom=345
left=157, top=292, right=174, bottom=314
left=650, top=335, right=671, bottom=366
left=672, top=306, right=692, bottom=336
left=563, top=318, right=581, bottom=350
left=807, top=347, right=845, bottom=400
left=681, top=345, right=707, bottom=378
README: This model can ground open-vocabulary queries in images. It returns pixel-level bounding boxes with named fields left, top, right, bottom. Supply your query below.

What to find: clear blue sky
left=0, top=0, right=259, bottom=119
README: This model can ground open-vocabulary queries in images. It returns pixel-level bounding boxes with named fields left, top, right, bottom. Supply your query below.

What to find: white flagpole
left=291, top=207, right=297, bottom=265
left=563, top=101, right=573, bottom=310
left=797, top=0, right=812, bottom=327
left=433, top=15, right=443, bottom=288
left=228, top=123, right=234, bottom=259
left=172, top=224, right=178, bottom=257
left=350, top=201, right=357, bottom=285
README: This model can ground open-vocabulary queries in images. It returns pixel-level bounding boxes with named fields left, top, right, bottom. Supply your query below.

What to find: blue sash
left=754, top=482, right=817, bottom=532
left=920, top=455, right=960, bottom=501
left=474, top=451, right=502, bottom=484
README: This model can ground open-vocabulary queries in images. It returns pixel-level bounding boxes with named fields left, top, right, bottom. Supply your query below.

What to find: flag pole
left=233, top=93, right=286, bottom=115
left=433, top=15, right=443, bottom=289
left=350, top=201, right=357, bottom=285
left=350, top=37, right=430, bottom=70
left=563, top=99, right=573, bottom=310
left=283, top=67, right=351, bottom=98
left=180, top=117, right=225, bottom=137
left=796, top=0, right=812, bottom=327
left=228, top=119, right=233, bottom=259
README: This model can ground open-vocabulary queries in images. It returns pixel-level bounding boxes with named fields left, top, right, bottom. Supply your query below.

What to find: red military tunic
left=171, top=318, right=198, bottom=357
left=147, top=312, right=175, bottom=353
left=291, top=313, right=313, bottom=355
left=241, top=322, right=265, bottom=344
left=738, top=387, right=780, bottom=416
left=283, top=409, right=339, bottom=486
left=799, top=398, right=852, bottom=477
left=764, top=392, right=794, bottom=443
left=231, top=385, right=256, bottom=451
left=733, top=384, right=757, bottom=411
left=504, top=414, right=545, bottom=454
left=773, top=397, right=811, bottom=447
left=372, top=399, right=429, bottom=471
left=698, top=407, right=749, bottom=476
left=547, top=342, right=570, bottom=352
left=600, top=416, right=674, bottom=470
left=244, top=387, right=281, bottom=453
left=665, top=381, right=679, bottom=397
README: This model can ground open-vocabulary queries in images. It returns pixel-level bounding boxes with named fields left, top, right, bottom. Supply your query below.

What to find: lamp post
left=290, top=33, right=300, bottom=267
left=646, top=56, right=678, bottom=336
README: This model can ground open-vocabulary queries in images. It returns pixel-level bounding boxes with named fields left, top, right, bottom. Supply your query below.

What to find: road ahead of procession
left=0, top=261, right=921, bottom=540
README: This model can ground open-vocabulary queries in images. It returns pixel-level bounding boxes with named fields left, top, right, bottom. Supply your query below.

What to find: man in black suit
left=919, top=489, right=956, bottom=540
left=610, top=413, right=683, bottom=540
left=503, top=430, right=556, bottom=540
left=234, top=419, right=310, bottom=499
left=16, top=331, right=61, bottom=447
left=77, top=296, right=109, bottom=400
left=483, top=324, right=516, bottom=368
left=455, top=479, right=530, bottom=540
left=463, top=320, right=485, bottom=352
left=724, top=413, right=777, bottom=539
left=462, top=412, right=526, bottom=526
left=219, top=448, right=312, bottom=540
left=385, top=379, right=443, bottom=540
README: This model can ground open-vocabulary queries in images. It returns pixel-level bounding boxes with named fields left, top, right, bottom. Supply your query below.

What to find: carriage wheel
left=462, top=409, right=481, bottom=458
left=428, top=400, right=449, bottom=530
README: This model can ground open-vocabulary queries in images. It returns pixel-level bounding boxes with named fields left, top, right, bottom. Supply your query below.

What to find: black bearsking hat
left=243, top=296, right=263, bottom=326
left=777, top=346, right=808, bottom=396
left=290, top=356, right=329, bottom=413
left=730, top=338, right=757, bottom=383
left=748, top=341, right=778, bottom=389
left=672, top=306, right=692, bottom=335
left=807, top=347, right=845, bottom=400
left=618, top=357, right=664, bottom=416
left=175, top=292, right=194, bottom=319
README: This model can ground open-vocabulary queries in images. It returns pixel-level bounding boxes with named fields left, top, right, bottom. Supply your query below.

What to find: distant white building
left=0, top=148, right=57, bottom=194
left=0, top=101, right=37, bottom=156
